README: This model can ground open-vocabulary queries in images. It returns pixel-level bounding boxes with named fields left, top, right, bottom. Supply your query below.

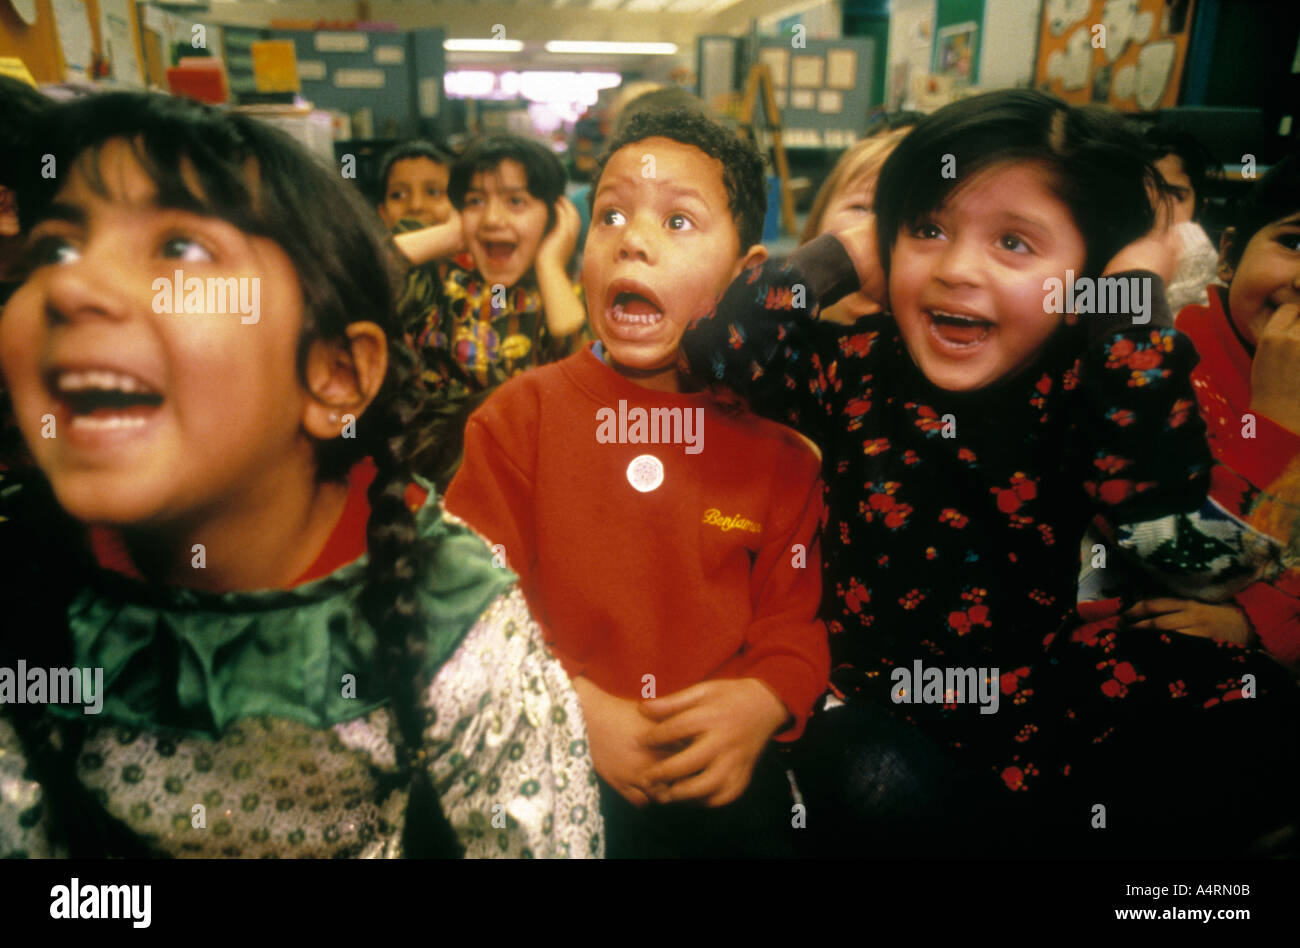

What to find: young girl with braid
left=681, top=90, right=1300, bottom=856
left=0, top=92, right=600, bottom=858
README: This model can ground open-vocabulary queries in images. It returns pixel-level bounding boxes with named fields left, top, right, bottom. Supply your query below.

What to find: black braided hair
left=11, top=91, right=461, bottom=857
left=359, top=334, right=464, bottom=858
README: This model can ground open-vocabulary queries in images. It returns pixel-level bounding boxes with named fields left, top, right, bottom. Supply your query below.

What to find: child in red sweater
left=445, top=109, right=830, bottom=856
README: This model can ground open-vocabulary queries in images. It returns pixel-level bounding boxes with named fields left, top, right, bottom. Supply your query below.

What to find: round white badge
left=626, top=454, right=664, bottom=493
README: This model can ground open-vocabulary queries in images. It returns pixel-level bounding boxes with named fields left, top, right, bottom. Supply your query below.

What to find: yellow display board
left=250, top=39, right=299, bottom=93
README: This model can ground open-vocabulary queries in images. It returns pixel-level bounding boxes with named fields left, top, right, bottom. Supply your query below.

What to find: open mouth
left=611, top=291, right=664, bottom=326
left=927, top=310, right=994, bottom=347
left=481, top=240, right=517, bottom=265
left=605, top=280, right=666, bottom=331
left=50, top=368, right=164, bottom=431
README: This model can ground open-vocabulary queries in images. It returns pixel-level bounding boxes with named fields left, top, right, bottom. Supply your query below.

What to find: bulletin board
left=1034, top=0, right=1198, bottom=111
left=276, top=27, right=443, bottom=139
left=0, top=0, right=140, bottom=84
left=223, top=25, right=270, bottom=97
left=755, top=35, right=875, bottom=149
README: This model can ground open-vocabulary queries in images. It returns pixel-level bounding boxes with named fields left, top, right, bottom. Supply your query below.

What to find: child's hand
left=835, top=217, right=887, bottom=311
left=442, top=204, right=466, bottom=255
left=638, top=678, right=790, bottom=808
left=392, top=211, right=464, bottom=265
left=1102, top=220, right=1178, bottom=285
left=571, top=676, right=663, bottom=807
left=1249, top=303, right=1300, bottom=434
left=1124, top=598, right=1257, bottom=646
left=536, top=196, right=581, bottom=273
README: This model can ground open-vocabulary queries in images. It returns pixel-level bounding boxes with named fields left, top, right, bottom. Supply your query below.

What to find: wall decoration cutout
left=1035, top=0, right=1196, bottom=110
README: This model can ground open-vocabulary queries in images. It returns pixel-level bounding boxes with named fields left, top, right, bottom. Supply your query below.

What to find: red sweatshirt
left=1177, top=286, right=1300, bottom=665
left=444, top=343, right=830, bottom=738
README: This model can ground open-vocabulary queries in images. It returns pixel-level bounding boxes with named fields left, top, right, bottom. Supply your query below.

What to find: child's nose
left=483, top=196, right=508, bottom=227
left=932, top=237, right=982, bottom=287
left=616, top=215, right=655, bottom=262
left=42, top=246, right=135, bottom=326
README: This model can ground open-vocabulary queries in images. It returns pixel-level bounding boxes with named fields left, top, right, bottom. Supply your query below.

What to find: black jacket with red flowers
left=680, top=235, right=1211, bottom=746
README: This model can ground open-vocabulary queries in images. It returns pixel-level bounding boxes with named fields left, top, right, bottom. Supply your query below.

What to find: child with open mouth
left=393, top=135, right=586, bottom=404
left=390, top=136, right=587, bottom=491
left=681, top=89, right=1300, bottom=856
left=0, top=91, right=600, bottom=859
left=446, top=108, right=830, bottom=857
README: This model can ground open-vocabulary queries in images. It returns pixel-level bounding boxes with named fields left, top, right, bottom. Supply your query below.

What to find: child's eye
left=598, top=209, right=626, bottom=226
left=426, top=187, right=445, bottom=198
left=665, top=213, right=693, bottom=232
left=999, top=234, right=1031, bottom=254
left=464, top=195, right=484, bottom=208
left=161, top=235, right=214, bottom=263
left=509, top=196, right=528, bottom=209
left=21, top=234, right=80, bottom=270
left=913, top=222, right=943, bottom=240
left=1276, top=231, right=1300, bottom=251
left=388, top=188, right=408, bottom=201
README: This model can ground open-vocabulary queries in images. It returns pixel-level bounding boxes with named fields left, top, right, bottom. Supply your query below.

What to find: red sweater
left=444, top=343, right=830, bottom=738
left=1177, top=286, right=1300, bottom=665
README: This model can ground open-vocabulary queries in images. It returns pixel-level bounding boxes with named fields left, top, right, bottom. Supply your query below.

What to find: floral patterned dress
left=680, top=234, right=1298, bottom=802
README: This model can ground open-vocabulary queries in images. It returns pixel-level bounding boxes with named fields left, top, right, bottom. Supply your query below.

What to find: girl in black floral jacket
left=682, top=91, right=1299, bottom=856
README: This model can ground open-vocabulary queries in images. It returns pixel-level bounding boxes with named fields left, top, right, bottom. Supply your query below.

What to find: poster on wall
left=886, top=0, right=936, bottom=111
left=934, top=22, right=978, bottom=84
left=51, top=0, right=93, bottom=81
left=99, top=0, right=144, bottom=86
left=1035, top=0, right=1197, bottom=111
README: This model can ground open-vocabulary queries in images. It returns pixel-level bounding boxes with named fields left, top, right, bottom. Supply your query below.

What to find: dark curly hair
left=874, top=89, right=1165, bottom=281
left=590, top=107, right=767, bottom=251
left=8, top=91, right=459, bottom=857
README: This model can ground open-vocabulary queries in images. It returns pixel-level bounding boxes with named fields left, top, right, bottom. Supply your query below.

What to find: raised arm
left=392, top=213, right=465, bottom=266
left=533, top=197, right=587, bottom=339
left=1072, top=270, right=1211, bottom=526
left=678, top=232, right=867, bottom=443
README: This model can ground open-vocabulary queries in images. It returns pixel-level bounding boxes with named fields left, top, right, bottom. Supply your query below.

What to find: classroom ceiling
left=201, top=0, right=744, bottom=12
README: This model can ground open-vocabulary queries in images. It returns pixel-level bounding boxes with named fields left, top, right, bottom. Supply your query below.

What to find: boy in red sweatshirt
left=445, top=109, right=829, bottom=857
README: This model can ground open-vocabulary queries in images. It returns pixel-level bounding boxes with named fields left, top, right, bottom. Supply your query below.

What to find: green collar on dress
left=48, top=484, right=516, bottom=740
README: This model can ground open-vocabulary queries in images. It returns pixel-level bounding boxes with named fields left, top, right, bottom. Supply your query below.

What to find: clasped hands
left=573, top=675, right=790, bottom=809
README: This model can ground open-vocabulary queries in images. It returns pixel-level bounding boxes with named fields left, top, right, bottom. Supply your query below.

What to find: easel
left=738, top=62, right=796, bottom=238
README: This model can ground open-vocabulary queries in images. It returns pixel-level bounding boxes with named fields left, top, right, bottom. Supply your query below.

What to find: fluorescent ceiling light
left=444, top=39, right=525, bottom=52
left=544, top=41, right=678, bottom=55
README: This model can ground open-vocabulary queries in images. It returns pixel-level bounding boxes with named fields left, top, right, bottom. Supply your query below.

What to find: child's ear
left=731, top=243, right=768, bottom=279
left=1217, top=227, right=1238, bottom=283
left=302, top=322, right=389, bottom=440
